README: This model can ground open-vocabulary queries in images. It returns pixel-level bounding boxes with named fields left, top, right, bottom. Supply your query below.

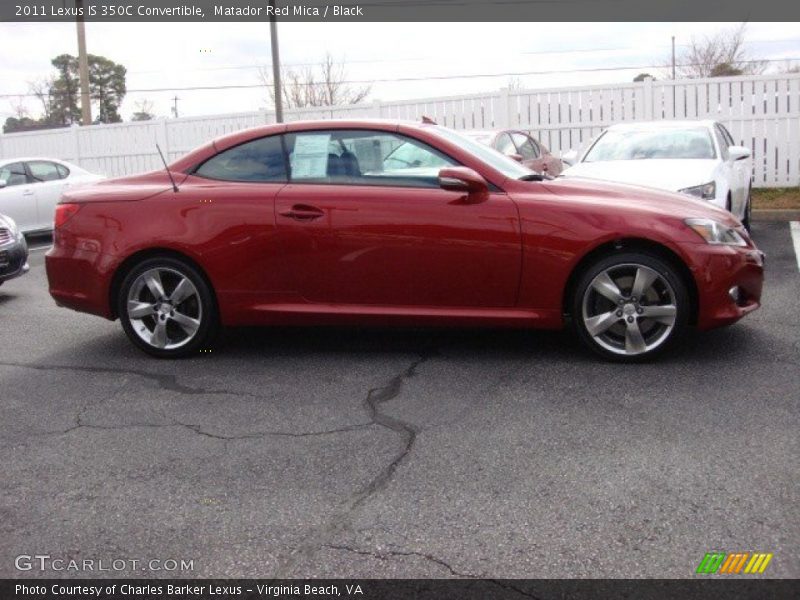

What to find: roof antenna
left=156, top=143, right=179, bottom=192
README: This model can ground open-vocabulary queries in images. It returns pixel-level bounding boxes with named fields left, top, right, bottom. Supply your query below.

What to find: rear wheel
left=118, top=256, right=218, bottom=358
left=571, top=252, right=689, bottom=361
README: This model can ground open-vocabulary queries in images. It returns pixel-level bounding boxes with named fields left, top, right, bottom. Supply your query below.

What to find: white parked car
left=560, top=120, right=753, bottom=229
left=0, top=158, right=103, bottom=234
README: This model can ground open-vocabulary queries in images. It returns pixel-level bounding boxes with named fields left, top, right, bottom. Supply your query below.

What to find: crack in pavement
left=324, top=545, right=544, bottom=598
left=34, top=419, right=373, bottom=441
left=274, top=348, right=437, bottom=577
left=323, top=543, right=473, bottom=577
left=0, top=361, right=266, bottom=400
left=352, top=349, right=436, bottom=507
left=0, top=360, right=374, bottom=443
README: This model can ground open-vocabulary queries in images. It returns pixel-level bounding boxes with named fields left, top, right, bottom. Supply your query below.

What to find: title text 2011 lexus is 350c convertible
left=45, top=120, right=764, bottom=361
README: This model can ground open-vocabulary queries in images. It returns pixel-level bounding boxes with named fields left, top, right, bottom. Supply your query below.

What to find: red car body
left=46, top=120, right=763, bottom=354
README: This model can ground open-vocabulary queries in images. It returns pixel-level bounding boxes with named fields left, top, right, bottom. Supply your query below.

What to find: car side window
left=55, top=163, right=70, bottom=179
left=495, top=133, right=516, bottom=155
left=511, top=133, right=539, bottom=160
left=0, top=162, right=29, bottom=187
left=195, top=135, right=287, bottom=182
left=713, top=125, right=730, bottom=161
left=718, top=123, right=736, bottom=147
left=27, top=161, right=62, bottom=183
left=284, top=129, right=457, bottom=189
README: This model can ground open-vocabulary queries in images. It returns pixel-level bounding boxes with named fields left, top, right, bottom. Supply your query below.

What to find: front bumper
left=689, top=242, right=764, bottom=330
left=0, top=236, right=29, bottom=283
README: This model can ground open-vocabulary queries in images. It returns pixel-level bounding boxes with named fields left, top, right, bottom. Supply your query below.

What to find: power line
left=2, top=57, right=799, bottom=100
left=122, top=37, right=800, bottom=75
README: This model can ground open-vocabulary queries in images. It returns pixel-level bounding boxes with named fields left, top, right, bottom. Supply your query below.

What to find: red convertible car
left=46, top=120, right=764, bottom=361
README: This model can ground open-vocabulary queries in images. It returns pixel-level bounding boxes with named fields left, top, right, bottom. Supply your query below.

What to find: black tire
left=117, top=256, right=218, bottom=358
left=571, top=252, right=690, bottom=362
left=742, top=188, right=752, bottom=233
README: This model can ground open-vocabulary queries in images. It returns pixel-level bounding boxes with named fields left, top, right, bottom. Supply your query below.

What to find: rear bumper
left=0, top=237, right=29, bottom=283
left=46, top=242, right=119, bottom=319
left=689, top=243, right=764, bottom=330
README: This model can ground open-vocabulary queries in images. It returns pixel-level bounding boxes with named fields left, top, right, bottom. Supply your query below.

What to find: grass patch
left=752, top=187, right=800, bottom=210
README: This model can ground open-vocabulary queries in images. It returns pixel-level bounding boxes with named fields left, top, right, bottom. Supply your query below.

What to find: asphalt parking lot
left=1, top=221, right=798, bottom=579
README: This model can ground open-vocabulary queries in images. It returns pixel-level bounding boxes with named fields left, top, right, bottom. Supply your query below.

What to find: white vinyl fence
left=1, top=73, right=798, bottom=187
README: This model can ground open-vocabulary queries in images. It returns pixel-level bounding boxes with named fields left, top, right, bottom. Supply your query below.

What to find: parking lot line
left=791, top=222, right=800, bottom=272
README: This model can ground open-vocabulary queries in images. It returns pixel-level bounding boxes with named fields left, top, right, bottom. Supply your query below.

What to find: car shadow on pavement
left=0, top=291, right=18, bottom=306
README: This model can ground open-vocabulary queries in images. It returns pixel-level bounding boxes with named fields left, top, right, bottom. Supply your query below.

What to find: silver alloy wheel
left=581, top=263, right=677, bottom=356
left=126, top=267, right=202, bottom=351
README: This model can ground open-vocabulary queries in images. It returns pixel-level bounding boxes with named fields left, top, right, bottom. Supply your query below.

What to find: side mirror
left=507, top=153, right=523, bottom=163
left=561, top=149, right=578, bottom=166
left=438, top=167, right=489, bottom=196
left=729, top=145, right=750, bottom=161
left=0, top=179, right=7, bottom=189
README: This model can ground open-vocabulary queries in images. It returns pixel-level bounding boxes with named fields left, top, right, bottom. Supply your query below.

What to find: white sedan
left=0, top=158, right=103, bottom=234
left=561, top=120, right=753, bottom=229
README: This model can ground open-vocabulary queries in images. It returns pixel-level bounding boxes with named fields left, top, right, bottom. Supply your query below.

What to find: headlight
left=0, top=215, right=21, bottom=239
left=680, top=181, right=716, bottom=200
left=685, top=218, right=747, bottom=247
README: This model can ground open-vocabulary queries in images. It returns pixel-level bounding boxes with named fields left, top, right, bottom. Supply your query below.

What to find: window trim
left=55, top=163, right=71, bottom=179
left=712, top=124, right=730, bottom=161
left=189, top=127, right=504, bottom=192
left=190, top=134, right=290, bottom=184
left=25, top=160, right=63, bottom=184
left=0, top=162, right=32, bottom=187
left=510, top=131, right=540, bottom=160
left=285, top=128, right=462, bottom=190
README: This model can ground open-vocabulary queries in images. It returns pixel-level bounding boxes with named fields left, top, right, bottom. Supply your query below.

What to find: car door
left=274, top=128, right=521, bottom=308
left=0, top=162, right=37, bottom=231
left=25, top=160, right=68, bottom=230
left=183, top=133, right=289, bottom=299
left=717, top=123, right=749, bottom=212
left=710, top=125, right=737, bottom=213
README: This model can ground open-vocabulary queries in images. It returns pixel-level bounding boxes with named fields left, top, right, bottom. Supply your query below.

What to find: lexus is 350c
left=46, top=120, right=764, bottom=361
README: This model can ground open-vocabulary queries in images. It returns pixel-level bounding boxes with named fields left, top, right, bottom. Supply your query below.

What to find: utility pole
left=171, top=96, right=180, bottom=118
left=671, top=36, right=676, bottom=80
left=269, top=0, right=283, bottom=123
left=75, top=0, right=92, bottom=125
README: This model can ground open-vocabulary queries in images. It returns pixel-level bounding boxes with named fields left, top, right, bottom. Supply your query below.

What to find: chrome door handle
left=22, top=189, right=34, bottom=196
left=279, top=204, right=325, bottom=221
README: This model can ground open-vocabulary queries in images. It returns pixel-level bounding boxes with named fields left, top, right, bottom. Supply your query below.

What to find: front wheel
left=118, top=256, right=218, bottom=358
left=571, top=252, right=690, bottom=362
left=742, top=188, right=752, bottom=232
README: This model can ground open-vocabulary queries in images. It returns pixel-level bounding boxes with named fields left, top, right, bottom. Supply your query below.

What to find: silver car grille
left=0, top=228, right=12, bottom=245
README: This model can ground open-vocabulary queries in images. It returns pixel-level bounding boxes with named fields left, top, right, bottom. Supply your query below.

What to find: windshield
left=432, top=126, right=532, bottom=180
left=583, top=127, right=717, bottom=162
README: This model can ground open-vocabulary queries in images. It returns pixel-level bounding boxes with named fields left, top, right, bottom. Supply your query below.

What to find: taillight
left=54, top=203, right=81, bottom=228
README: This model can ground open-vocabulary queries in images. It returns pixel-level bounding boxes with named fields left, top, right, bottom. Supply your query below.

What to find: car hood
left=561, top=159, right=717, bottom=192
left=541, top=176, right=737, bottom=226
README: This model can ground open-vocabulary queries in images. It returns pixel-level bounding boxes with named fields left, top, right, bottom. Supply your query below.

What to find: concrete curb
left=752, top=209, right=800, bottom=221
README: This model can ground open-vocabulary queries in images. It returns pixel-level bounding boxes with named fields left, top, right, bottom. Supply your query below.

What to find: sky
left=0, top=21, right=799, bottom=123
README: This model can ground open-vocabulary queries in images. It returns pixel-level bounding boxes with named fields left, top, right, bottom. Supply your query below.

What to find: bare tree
left=29, top=77, right=56, bottom=122
left=7, top=96, right=29, bottom=120
left=670, top=24, right=767, bottom=79
left=259, top=53, right=371, bottom=110
left=507, top=76, right=524, bottom=91
left=131, top=98, right=156, bottom=121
